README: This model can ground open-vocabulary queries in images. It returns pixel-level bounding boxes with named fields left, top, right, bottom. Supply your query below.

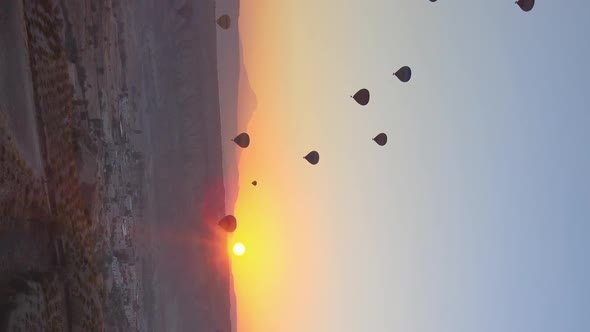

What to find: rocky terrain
left=0, top=0, right=233, bottom=331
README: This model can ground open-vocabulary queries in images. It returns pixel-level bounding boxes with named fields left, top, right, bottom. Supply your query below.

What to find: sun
left=233, top=242, right=246, bottom=256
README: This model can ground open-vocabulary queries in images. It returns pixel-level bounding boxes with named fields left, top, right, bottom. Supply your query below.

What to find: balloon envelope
left=218, top=215, right=237, bottom=232
left=304, top=151, right=320, bottom=165
left=352, top=89, right=370, bottom=106
left=252, top=180, right=257, bottom=186
left=516, top=0, right=534, bottom=12
left=373, top=133, right=388, bottom=146
left=217, top=15, right=231, bottom=29
left=394, top=66, right=412, bottom=82
left=232, top=133, right=250, bottom=148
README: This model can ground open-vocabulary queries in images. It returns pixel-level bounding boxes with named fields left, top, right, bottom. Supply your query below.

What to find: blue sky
left=374, top=2, right=590, bottom=331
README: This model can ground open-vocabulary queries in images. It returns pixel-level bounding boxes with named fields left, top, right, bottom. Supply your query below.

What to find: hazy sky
left=230, top=1, right=590, bottom=331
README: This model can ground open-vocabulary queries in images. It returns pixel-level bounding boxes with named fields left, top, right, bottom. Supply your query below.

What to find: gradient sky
left=228, top=1, right=590, bottom=331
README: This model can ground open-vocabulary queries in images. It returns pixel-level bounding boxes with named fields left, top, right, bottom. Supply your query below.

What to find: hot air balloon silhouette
left=373, top=133, right=388, bottom=146
left=251, top=180, right=257, bottom=186
left=304, top=151, right=320, bottom=165
left=351, top=89, right=370, bottom=106
left=393, top=66, right=412, bottom=83
left=218, top=215, right=237, bottom=232
left=515, top=0, right=534, bottom=12
left=232, top=133, right=250, bottom=148
left=217, top=15, right=231, bottom=29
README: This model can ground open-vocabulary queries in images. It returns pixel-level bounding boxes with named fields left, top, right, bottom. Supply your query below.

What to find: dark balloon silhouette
left=393, top=66, right=412, bottom=82
left=430, top=0, right=437, bottom=2
left=217, top=15, right=231, bottom=29
left=232, top=133, right=250, bottom=148
left=252, top=180, right=257, bottom=186
left=304, top=151, right=320, bottom=165
left=352, top=89, right=370, bottom=106
left=218, top=215, right=237, bottom=232
left=515, top=0, right=534, bottom=12
left=373, top=133, right=388, bottom=146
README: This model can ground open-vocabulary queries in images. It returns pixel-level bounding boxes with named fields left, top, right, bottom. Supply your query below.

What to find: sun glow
left=233, top=242, right=246, bottom=256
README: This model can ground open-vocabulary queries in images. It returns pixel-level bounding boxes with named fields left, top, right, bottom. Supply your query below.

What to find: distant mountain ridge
left=216, top=1, right=257, bottom=215
left=215, top=0, right=257, bottom=330
left=237, top=41, right=258, bottom=133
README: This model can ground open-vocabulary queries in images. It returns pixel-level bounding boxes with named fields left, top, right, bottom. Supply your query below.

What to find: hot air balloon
left=304, top=151, right=320, bottom=165
left=251, top=180, right=257, bottom=186
left=352, top=89, right=370, bottom=106
left=218, top=215, right=237, bottom=232
left=373, top=133, right=388, bottom=146
left=217, top=15, right=231, bottom=29
left=515, top=0, right=534, bottom=12
left=393, top=66, right=412, bottom=83
left=232, top=133, right=250, bottom=148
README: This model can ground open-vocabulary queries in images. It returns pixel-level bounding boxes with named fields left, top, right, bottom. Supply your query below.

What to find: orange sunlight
left=232, top=0, right=315, bottom=330
left=231, top=181, right=287, bottom=332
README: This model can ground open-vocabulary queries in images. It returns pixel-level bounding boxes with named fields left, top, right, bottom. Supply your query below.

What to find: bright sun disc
left=233, top=242, right=246, bottom=256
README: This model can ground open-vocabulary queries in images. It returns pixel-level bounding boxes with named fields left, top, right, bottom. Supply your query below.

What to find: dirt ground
left=0, top=0, right=233, bottom=331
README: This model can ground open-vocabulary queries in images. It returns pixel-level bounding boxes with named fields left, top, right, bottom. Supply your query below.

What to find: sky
left=229, top=1, right=590, bottom=331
